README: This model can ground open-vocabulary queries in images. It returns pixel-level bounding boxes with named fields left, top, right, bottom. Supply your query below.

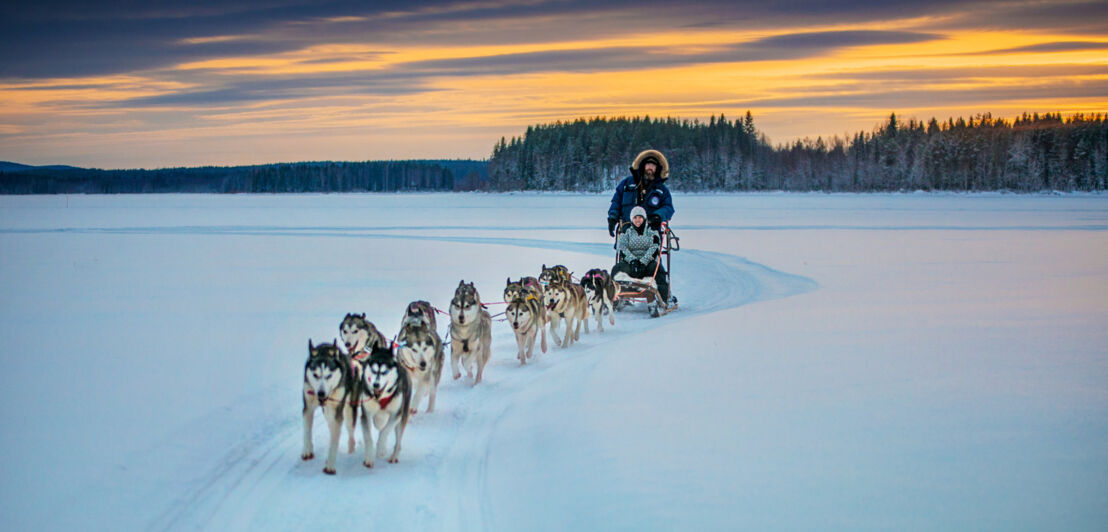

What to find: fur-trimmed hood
left=630, top=149, right=669, bottom=182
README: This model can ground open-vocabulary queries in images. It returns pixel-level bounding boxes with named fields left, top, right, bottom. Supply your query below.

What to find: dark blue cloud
left=0, top=0, right=1092, bottom=81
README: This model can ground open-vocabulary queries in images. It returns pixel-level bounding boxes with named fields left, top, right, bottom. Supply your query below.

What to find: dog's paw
left=388, top=457, right=399, bottom=464
left=453, top=372, right=461, bottom=380
left=301, top=452, right=315, bottom=461
left=323, top=466, right=336, bottom=475
left=363, top=460, right=374, bottom=469
left=409, top=408, right=418, bottom=416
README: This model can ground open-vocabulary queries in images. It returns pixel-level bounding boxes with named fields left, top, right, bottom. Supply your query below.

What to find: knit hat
left=630, top=206, right=647, bottom=220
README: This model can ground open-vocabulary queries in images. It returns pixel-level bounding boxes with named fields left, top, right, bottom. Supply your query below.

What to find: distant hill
left=0, top=161, right=35, bottom=172
left=0, top=161, right=82, bottom=172
left=0, top=159, right=490, bottom=194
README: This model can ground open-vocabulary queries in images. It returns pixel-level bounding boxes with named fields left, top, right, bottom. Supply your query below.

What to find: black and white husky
left=301, top=340, right=351, bottom=475
left=449, top=280, right=493, bottom=385
left=506, top=291, right=545, bottom=364
left=580, top=268, right=617, bottom=333
left=339, top=313, right=388, bottom=453
left=396, top=321, right=444, bottom=415
left=355, top=345, right=412, bottom=467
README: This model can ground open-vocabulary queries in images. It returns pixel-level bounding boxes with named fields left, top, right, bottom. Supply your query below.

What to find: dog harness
left=306, top=388, right=343, bottom=405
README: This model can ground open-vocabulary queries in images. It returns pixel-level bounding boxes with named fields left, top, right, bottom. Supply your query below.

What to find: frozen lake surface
left=1, top=192, right=1105, bottom=530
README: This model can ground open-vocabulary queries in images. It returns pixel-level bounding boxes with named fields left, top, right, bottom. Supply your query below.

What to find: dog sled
left=612, top=221, right=680, bottom=318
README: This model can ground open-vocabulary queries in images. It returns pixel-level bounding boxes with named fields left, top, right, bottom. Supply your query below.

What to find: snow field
left=1, top=192, right=1105, bottom=531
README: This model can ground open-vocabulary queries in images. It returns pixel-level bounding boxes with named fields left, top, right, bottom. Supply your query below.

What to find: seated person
left=611, top=206, right=670, bottom=302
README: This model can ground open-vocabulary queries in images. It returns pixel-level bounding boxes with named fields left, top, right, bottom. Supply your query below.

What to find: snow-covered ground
left=1, top=193, right=1105, bottom=531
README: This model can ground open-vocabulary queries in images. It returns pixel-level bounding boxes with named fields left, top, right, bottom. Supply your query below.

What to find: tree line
left=487, top=112, right=1108, bottom=192
left=5, top=112, right=1104, bottom=194
left=0, top=160, right=486, bottom=194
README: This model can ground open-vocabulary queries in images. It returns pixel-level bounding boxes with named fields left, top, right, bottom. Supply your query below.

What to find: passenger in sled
left=611, top=206, right=671, bottom=304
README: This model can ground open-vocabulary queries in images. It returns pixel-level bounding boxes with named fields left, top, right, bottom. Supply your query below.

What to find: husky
left=449, top=280, right=493, bottom=385
left=301, top=340, right=351, bottom=475
left=539, top=264, right=572, bottom=288
left=338, top=313, right=388, bottom=452
left=340, top=313, right=389, bottom=356
left=400, top=300, right=437, bottom=331
left=543, top=279, right=588, bottom=348
left=396, top=321, right=444, bottom=415
left=506, top=290, right=546, bottom=364
left=580, top=268, right=617, bottom=333
left=505, top=276, right=548, bottom=352
left=354, top=345, right=412, bottom=467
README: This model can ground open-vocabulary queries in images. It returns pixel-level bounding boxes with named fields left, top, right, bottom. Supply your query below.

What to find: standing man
left=607, top=149, right=674, bottom=237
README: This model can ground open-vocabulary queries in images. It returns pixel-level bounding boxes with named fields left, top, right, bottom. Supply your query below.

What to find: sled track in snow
left=83, top=226, right=816, bottom=530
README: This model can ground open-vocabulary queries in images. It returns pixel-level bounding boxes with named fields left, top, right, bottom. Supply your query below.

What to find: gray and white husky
left=301, top=340, right=351, bottom=475
left=543, top=279, right=588, bottom=348
left=449, top=280, right=493, bottom=385
left=580, top=268, right=617, bottom=333
left=339, top=313, right=388, bottom=452
left=340, top=313, right=389, bottom=356
left=505, top=276, right=547, bottom=352
left=538, top=264, right=572, bottom=287
left=355, top=345, right=412, bottom=467
left=396, top=321, right=444, bottom=415
left=506, top=291, right=545, bottom=364
left=400, top=300, right=437, bottom=331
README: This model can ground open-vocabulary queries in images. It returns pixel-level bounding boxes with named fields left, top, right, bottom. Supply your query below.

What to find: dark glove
left=648, top=213, right=662, bottom=230
left=608, top=217, right=619, bottom=237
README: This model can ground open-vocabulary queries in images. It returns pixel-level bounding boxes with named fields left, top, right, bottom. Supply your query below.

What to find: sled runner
left=612, top=221, right=679, bottom=318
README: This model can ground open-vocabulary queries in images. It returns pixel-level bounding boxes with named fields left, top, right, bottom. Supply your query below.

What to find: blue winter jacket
left=607, top=176, right=675, bottom=223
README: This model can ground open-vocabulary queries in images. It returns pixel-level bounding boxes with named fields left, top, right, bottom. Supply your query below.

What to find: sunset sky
left=2, top=0, right=1106, bottom=169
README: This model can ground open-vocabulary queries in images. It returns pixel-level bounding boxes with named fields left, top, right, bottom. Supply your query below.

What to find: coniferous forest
left=2, top=112, right=1105, bottom=193
left=0, top=160, right=484, bottom=194
left=488, top=112, right=1108, bottom=192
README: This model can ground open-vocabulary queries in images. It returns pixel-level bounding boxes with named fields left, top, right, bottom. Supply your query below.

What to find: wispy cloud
left=0, top=0, right=1104, bottom=167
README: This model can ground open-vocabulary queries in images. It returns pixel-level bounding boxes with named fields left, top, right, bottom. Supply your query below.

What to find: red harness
left=354, top=391, right=395, bottom=409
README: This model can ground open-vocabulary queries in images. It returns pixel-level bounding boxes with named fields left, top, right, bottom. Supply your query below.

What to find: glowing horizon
left=1, top=1, right=1105, bottom=169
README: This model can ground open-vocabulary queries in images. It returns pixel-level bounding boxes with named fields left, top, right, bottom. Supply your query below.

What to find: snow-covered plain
left=1, top=193, right=1106, bottom=531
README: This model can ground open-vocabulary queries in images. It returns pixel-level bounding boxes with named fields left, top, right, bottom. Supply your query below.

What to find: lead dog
left=301, top=340, right=351, bottom=475
left=543, top=279, right=588, bottom=348
left=580, top=268, right=617, bottom=333
left=506, top=290, right=545, bottom=364
left=355, top=344, right=412, bottom=467
left=396, top=321, right=444, bottom=414
left=449, top=280, right=492, bottom=385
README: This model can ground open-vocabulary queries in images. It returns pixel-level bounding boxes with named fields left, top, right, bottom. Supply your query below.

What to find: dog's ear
left=332, top=338, right=339, bottom=349
left=309, top=339, right=314, bottom=351
left=506, top=277, right=511, bottom=285
left=542, top=264, right=547, bottom=270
